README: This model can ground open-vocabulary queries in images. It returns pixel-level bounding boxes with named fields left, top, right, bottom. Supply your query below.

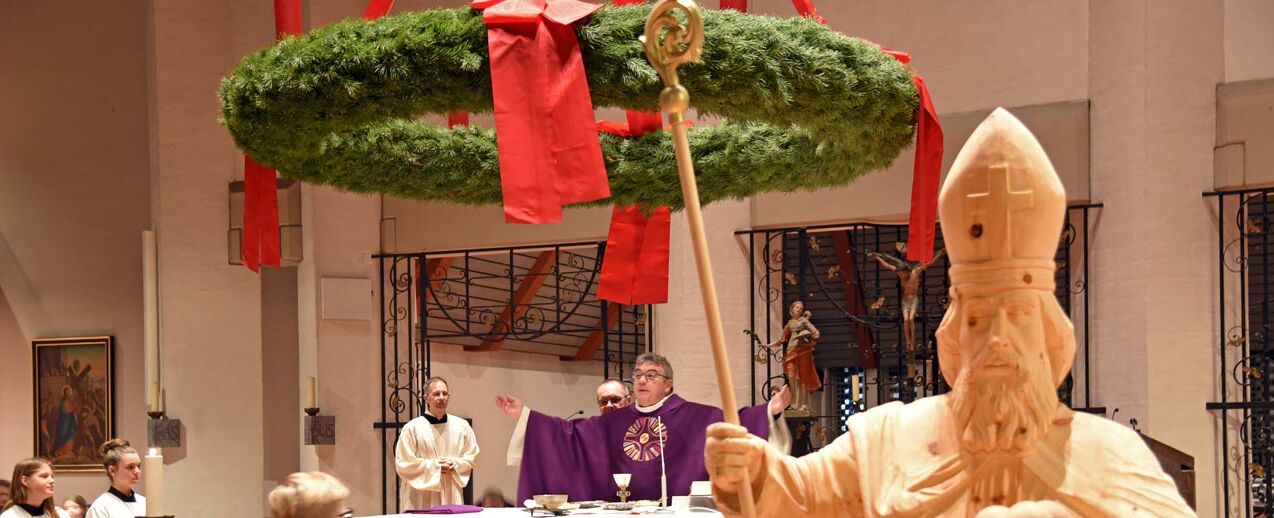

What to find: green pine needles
left=218, top=4, right=919, bottom=210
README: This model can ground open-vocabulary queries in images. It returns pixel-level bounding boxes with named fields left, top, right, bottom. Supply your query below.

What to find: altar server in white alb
left=85, top=439, right=146, bottom=518
left=0, top=459, right=68, bottom=518
left=395, top=377, right=480, bottom=510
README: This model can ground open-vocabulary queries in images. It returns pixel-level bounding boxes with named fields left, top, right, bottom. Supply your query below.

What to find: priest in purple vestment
left=496, top=353, right=790, bottom=503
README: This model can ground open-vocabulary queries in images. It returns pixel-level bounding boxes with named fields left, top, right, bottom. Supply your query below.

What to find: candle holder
left=304, top=411, right=335, bottom=445
left=147, top=413, right=182, bottom=448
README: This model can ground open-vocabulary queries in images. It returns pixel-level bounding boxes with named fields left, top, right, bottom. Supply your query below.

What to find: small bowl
left=534, top=494, right=569, bottom=509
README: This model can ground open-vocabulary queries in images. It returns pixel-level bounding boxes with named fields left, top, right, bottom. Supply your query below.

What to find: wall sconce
left=228, top=179, right=303, bottom=266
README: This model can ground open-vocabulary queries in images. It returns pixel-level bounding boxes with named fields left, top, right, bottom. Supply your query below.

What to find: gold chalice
left=613, top=473, right=632, bottom=503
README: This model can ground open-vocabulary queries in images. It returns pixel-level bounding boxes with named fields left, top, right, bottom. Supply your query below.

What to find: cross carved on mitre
left=964, top=164, right=1034, bottom=259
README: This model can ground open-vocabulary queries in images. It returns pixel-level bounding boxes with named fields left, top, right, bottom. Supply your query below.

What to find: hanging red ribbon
left=596, top=106, right=670, bottom=304
left=598, top=205, right=671, bottom=305
left=873, top=48, right=943, bottom=263
left=788, top=0, right=826, bottom=24
left=243, top=0, right=302, bottom=272
left=363, top=0, right=395, bottom=19
left=903, top=74, right=942, bottom=263
left=791, top=0, right=942, bottom=261
left=472, top=0, right=610, bottom=224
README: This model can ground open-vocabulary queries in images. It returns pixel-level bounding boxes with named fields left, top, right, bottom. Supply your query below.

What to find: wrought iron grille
left=739, top=203, right=1098, bottom=447
left=372, top=241, right=652, bottom=513
left=1206, top=187, right=1274, bottom=517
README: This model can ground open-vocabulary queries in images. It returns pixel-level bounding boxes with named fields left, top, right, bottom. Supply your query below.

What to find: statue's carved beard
left=949, top=345, right=1058, bottom=457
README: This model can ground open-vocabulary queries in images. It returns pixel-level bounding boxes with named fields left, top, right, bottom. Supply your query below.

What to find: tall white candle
left=307, top=376, right=317, bottom=409
left=850, top=374, right=860, bottom=405
left=143, top=231, right=159, bottom=410
left=149, top=382, right=160, bottom=414
left=144, top=449, right=164, bottom=516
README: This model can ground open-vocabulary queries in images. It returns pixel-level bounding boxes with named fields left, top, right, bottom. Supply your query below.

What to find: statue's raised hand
left=705, top=422, right=767, bottom=494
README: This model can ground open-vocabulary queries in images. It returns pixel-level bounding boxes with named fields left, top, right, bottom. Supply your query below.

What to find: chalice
left=613, top=473, right=632, bottom=503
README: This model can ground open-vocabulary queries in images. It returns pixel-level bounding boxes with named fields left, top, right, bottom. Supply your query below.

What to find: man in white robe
left=395, top=377, right=480, bottom=510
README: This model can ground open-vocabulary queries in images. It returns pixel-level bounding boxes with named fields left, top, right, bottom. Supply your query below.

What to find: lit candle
left=307, top=376, right=317, bottom=409
left=144, top=448, right=164, bottom=516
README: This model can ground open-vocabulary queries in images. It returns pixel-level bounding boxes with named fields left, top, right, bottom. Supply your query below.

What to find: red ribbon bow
left=472, top=0, right=611, bottom=224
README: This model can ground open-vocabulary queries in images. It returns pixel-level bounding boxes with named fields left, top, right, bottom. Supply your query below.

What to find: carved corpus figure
left=868, top=247, right=945, bottom=379
left=705, top=109, right=1195, bottom=517
left=763, top=301, right=822, bottom=412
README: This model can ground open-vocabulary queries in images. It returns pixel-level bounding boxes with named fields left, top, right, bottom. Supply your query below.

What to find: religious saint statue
left=760, top=301, right=821, bottom=413
left=704, top=109, right=1196, bottom=517
left=868, top=247, right=946, bottom=379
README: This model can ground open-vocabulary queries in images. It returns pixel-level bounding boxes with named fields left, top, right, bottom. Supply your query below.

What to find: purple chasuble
left=517, top=394, right=772, bottom=502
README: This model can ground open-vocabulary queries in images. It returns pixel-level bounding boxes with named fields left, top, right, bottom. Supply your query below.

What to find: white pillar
left=1089, top=1, right=1222, bottom=514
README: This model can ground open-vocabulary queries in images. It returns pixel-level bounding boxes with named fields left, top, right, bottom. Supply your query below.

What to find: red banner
left=875, top=48, right=943, bottom=263
left=598, top=205, right=671, bottom=305
left=789, top=0, right=826, bottom=24
left=243, top=0, right=302, bottom=271
left=473, top=0, right=610, bottom=224
left=904, top=75, right=942, bottom=263
left=363, top=0, right=395, bottom=19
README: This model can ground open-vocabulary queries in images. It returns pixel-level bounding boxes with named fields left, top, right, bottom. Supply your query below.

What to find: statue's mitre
left=939, top=108, right=1066, bottom=294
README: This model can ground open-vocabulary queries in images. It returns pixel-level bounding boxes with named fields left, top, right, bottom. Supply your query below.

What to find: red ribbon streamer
left=363, top=0, right=395, bottom=19
left=904, top=75, right=942, bottom=263
left=788, top=0, right=826, bottom=24
left=473, top=0, right=610, bottom=224
left=243, top=157, right=281, bottom=272
left=874, top=47, right=944, bottom=263
left=598, top=205, right=671, bottom=305
left=596, top=107, right=670, bottom=305
left=243, top=0, right=302, bottom=271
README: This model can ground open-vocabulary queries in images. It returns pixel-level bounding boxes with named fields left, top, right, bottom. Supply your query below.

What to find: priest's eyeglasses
left=599, top=395, right=626, bottom=405
left=337, top=508, right=354, bottom=518
left=631, top=371, right=669, bottom=382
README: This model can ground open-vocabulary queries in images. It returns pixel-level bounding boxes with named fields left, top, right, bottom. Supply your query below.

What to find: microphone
left=563, top=409, right=585, bottom=419
left=658, top=416, right=667, bottom=508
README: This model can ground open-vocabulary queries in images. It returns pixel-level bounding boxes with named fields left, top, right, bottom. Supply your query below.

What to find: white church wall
left=149, top=0, right=275, bottom=515
left=1224, top=0, right=1274, bottom=83
left=751, top=102, right=1091, bottom=228
left=747, top=0, right=1090, bottom=116
left=0, top=0, right=151, bottom=502
left=1217, top=80, right=1274, bottom=189
left=1089, top=1, right=1222, bottom=515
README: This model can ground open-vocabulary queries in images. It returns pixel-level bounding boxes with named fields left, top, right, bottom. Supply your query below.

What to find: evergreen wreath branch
left=219, top=4, right=919, bottom=210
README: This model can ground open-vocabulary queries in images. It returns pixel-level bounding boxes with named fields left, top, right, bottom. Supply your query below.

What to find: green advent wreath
left=218, top=4, right=919, bottom=210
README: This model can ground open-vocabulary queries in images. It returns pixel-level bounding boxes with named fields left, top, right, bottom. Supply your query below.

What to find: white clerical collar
left=635, top=393, right=674, bottom=413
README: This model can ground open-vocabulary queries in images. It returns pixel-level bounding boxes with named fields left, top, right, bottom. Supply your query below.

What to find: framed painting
left=32, top=336, right=114, bottom=472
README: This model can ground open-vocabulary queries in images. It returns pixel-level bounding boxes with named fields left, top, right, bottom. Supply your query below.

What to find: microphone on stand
left=658, top=416, right=667, bottom=508
left=562, top=409, right=585, bottom=420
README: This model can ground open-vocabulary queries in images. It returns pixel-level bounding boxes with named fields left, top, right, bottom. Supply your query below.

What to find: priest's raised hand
left=499, top=352, right=788, bottom=504
left=494, top=395, right=524, bottom=419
